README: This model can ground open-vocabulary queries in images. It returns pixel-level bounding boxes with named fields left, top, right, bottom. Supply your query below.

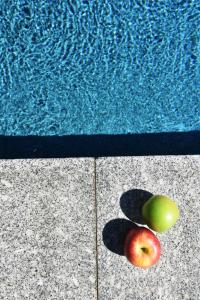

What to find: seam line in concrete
left=94, top=159, right=99, bottom=300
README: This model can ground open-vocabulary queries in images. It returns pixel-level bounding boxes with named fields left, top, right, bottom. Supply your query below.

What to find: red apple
left=124, top=227, right=161, bottom=268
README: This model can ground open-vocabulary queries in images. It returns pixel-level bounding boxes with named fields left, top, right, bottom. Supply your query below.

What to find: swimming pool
left=0, top=0, right=199, bottom=136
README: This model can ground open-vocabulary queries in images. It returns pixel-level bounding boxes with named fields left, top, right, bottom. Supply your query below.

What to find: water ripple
left=0, top=0, right=199, bottom=135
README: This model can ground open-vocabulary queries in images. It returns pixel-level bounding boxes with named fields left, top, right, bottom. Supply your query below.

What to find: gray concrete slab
left=96, top=156, right=200, bottom=300
left=0, top=159, right=96, bottom=300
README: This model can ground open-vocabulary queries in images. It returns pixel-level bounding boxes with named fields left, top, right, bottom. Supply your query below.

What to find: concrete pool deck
left=0, top=156, right=199, bottom=299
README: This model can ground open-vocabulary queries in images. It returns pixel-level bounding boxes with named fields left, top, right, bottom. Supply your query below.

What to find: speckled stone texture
left=96, top=156, right=200, bottom=300
left=0, top=159, right=96, bottom=300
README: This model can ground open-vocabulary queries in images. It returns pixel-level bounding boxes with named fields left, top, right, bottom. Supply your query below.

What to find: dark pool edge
left=0, top=131, right=199, bottom=159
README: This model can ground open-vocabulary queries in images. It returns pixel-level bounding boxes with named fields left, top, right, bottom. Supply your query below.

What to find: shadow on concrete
left=103, top=189, right=153, bottom=255
left=0, top=131, right=199, bottom=158
left=120, top=189, right=153, bottom=225
left=102, top=218, right=138, bottom=256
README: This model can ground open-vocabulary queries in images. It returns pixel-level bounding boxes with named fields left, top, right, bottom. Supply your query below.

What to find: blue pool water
left=0, top=0, right=199, bottom=136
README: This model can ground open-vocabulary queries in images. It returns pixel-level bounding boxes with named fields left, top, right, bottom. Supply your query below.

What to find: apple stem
left=141, top=247, right=149, bottom=254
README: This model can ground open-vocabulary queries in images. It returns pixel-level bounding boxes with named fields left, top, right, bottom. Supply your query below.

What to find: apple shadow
left=102, top=218, right=138, bottom=256
left=120, top=189, right=153, bottom=225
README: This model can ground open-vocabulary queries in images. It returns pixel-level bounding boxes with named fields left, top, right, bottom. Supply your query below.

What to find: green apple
left=142, top=195, right=180, bottom=233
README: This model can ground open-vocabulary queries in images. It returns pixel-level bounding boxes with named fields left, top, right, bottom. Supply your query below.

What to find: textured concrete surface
left=96, top=156, right=200, bottom=300
left=0, top=159, right=96, bottom=300
left=1, top=156, right=200, bottom=300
